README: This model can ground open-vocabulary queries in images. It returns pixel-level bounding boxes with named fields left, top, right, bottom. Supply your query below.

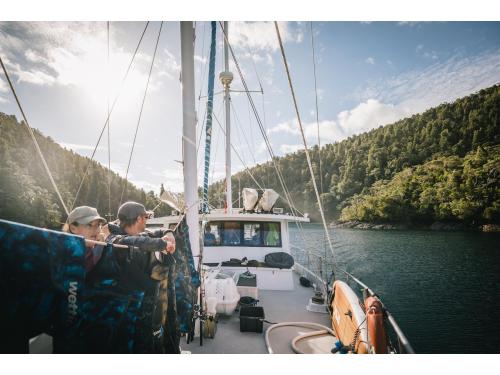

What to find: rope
left=310, top=22, right=324, bottom=197
left=274, top=22, right=336, bottom=263
left=212, top=111, right=263, bottom=190
left=217, top=22, right=301, bottom=219
left=230, top=100, right=257, bottom=165
left=71, top=21, right=150, bottom=211
left=0, top=56, right=69, bottom=216
left=310, top=22, right=329, bottom=280
left=120, top=21, right=163, bottom=205
left=106, top=21, right=112, bottom=220
left=217, top=22, right=309, bottom=253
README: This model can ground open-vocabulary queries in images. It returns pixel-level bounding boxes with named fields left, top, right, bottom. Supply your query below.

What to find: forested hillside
left=0, top=113, right=169, bottom=229
left=340, top=145, right=500, bottom=226
left=2, top=85, right=499, bottom=230
left=208, top=85, right=500, bottom=227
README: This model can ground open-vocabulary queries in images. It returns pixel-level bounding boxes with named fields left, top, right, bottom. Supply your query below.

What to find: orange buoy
left=364, top=296, right=388, bottom=354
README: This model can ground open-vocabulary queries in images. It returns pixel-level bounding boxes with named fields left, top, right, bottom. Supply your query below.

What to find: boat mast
left=180, top=21, right=199, bottom=258
left=220, top=21, right=233, bottom=213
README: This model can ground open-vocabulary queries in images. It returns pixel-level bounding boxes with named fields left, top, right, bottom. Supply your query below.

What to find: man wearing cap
left=105, top=201, right=176, bottom=353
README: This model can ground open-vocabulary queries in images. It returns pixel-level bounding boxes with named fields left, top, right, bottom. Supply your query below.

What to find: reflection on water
left=289, top=223, right=500, bottom=354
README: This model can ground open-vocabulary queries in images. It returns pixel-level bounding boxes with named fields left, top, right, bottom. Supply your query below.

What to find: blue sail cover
left=202, top=21, right=217, bottom=213
left=0, top=220, right=144, bottom=353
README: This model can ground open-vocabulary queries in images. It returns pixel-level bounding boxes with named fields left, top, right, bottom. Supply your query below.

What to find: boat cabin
left=147, top=210, right=309, bottom=290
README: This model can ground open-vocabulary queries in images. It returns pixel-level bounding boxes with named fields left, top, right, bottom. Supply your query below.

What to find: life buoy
left=364, top=296, right=388, bottom=354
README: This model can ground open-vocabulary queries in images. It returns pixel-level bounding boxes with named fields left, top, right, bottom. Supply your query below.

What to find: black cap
left=117, top=201, right=152, bottom=221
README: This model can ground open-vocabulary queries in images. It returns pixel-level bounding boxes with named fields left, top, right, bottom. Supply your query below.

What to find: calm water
left=289, top=223, right=500, bottom=354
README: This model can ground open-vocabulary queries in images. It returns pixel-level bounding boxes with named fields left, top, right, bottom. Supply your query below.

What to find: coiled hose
left=264, top=322, right=336, bottom=354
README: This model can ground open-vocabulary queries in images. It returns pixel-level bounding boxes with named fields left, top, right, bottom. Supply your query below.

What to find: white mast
left=180, top=21, right=199, bottom=258
left=220, top=21, right=233, bottom=213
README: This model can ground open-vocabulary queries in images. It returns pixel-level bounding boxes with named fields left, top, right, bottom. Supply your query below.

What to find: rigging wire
left=120, top=21, right=164, bottom=205
left=212, top=111, right=264, bottom=190
left=310, top=22, right=324, bottom=198
left=197, top=22, right=208, bottom=100
left=217, top=22, right=302, bottom=219
left=71, top=21, right=150, bottom=211
left=310, top=22, right=329, bottom=277
left=106, top=21, right=112, bottom=220
left=0, top=56, right=69, bottom=216
left=209, top=108, right=222, bottom=200
left=230, top=100, right=257, bottom=165
left=274, top=22, right=336, bottom=264
left=230, top=103, right=249, bottom=166
left=217, top=22, right=309, bottom=254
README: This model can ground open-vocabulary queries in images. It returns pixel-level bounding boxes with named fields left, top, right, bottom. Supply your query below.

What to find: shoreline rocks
left=329, top=220, right=500, bottom=232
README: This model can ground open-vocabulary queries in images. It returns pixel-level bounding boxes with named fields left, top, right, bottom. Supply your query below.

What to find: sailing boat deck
left=184, top=271, right=332, bottom=354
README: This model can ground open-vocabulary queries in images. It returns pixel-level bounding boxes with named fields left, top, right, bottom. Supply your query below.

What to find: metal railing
left=291, top=244, right=415, bottom=354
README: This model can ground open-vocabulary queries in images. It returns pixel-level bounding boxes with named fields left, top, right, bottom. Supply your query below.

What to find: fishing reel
left=189, top=304, right=218, bottom=340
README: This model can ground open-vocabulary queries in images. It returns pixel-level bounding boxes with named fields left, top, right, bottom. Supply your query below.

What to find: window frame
left=203, top=220, right=282, bottom=248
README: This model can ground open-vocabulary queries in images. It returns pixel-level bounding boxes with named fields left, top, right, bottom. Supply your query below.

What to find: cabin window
left=222, top=221, right=242, bottom=245
left=243, top=223, right=262, bottom=246
left=263, top=222, right=281, bottom=247
left=204, top=221, right=281, bottom=247
left=204, top=222, right=222, bottom=246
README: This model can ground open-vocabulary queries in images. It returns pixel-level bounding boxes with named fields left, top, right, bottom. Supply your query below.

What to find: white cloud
left=194, top=55, right=207, bottom=64
left=268, top=118, right=346, bottom=145
left=162, top=48, right=181, bottom=76
left=24, top=49, right=47, bottom=64
left=280, top=144, right=303, bottom=154
left=229, top=22, right=303, bottom=52
left=0, top=79, right=8, bottom=102
left=255, top=140, right=269, bottom=156
left=365, top=57, right=375, bottom=65
left=129, top=179, right=160, bottom=193
left=267, top=121, right=298, bottom=135
left=268, top=101, right=409, bottom=152
left=354, top=48, right=500, bottom=117
left=0, top=76, right=8, bottom=93
left=0, top=22, right=172, bottom=103
left=337, top=100, right=408, bottom=134
left=11, top=62, right=56, bottom=86
left=415, top=44, right=438, bottom=60
left=60, top=142, right=105, bottom=152
left=423, top=51, right=438, bottom=60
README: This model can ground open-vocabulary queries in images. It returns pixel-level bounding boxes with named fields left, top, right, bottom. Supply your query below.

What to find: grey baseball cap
left=118, top=201, right=152, bottom=221
left=67, top=206, right=106, bottom=225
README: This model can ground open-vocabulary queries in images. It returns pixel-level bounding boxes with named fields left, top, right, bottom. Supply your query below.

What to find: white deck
left=183, top=271, right=332, bottom=354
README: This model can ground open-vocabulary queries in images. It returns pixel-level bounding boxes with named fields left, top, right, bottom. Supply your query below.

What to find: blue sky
left=1, top=21, right=499, bottom=194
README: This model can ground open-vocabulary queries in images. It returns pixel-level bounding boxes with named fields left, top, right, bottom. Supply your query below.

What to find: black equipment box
left=239, top=306, right=265, bottom=333
left=237, top=272, right=257, bottom=287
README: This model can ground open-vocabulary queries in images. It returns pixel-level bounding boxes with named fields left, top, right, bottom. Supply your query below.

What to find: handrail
left=336, top=270, right=415, bottom=354
left=292, top=246, right=415, bottom=354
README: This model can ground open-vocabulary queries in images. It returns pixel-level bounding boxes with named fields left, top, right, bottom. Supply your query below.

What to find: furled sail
left=202, top=21, right=217, bottom=213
